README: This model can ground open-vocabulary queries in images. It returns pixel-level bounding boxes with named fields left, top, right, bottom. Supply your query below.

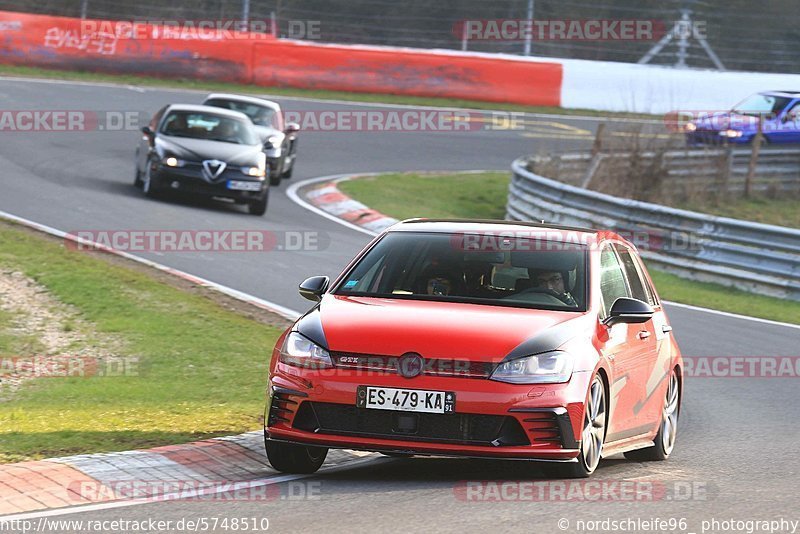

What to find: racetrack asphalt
left=0, top=77, right=798, bottom=533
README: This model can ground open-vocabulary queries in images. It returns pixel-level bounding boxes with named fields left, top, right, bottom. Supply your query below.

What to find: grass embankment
left=337, top=172, right=800, bottom=325
left=0, top=222, right=285, bottom=463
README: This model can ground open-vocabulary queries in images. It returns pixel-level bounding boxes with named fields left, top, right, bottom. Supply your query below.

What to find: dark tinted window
left=159, top=111, right=260, bottom=145
left=336, top=232, right=587, bottom=312
left=205, top=99, right=282, bottom=129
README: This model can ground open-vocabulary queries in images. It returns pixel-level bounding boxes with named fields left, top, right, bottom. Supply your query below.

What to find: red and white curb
left=0, top=431, right=377, bottom=517
left=303, top=176, right=399, bottom=234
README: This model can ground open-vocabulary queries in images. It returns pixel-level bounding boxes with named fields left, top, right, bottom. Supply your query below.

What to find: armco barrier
left=0, top=11, right=562, bottom=107
left=507, top=158, right=800, bottom=301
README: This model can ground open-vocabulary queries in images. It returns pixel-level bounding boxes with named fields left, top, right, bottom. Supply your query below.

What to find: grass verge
left=336, top=171, right=800, bottom=325
left=0, top=64, right=654, bottom=118
left=681, top=196, right=800, bottom=229
left=0, top=221, right=286, bottom=463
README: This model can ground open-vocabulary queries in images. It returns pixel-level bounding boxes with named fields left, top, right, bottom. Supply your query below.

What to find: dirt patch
left=0, top=269, right=126, bottom=398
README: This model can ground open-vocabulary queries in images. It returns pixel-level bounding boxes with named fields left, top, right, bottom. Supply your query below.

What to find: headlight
left=279, top=332, right=333, bottom=369
left=241, top=165, right=266, bottom=177
left=683, top=123, right=697, bottom=132
left=719, top=129, right=743, bottom=138
left=264, top=135, right=282, bottom=149
left=162, top=156, right=185, bottom=167
left=490, top=351, right=573, bottom=384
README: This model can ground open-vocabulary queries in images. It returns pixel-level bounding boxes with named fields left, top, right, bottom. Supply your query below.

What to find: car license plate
left=227, top=180, right=262, bottom=191
left=356, top=385, right=455, bottom=414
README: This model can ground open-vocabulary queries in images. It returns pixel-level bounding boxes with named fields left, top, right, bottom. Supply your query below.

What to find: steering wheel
left=515, top=287, right=574, bottom=306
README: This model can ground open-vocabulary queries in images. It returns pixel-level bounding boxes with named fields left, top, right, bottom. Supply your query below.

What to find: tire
left=624, top=369, right=680, bottom=462
left=265, top=440, right=327, bottom=474
left=248, top=190, right=269, bottom=216
left=134, top=150, right=143, bottom=187
left=542, top=375, right=607, bottom=479
left=281, top=159, right=294, bottom=179
left=142, top=161, right=159, bottom=198
left=269, top=162, right=282, bottom=186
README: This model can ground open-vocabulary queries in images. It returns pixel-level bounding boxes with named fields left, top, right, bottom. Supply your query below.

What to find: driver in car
left=531, top=269, right=578, bottom=306
left=213, top=121, right=240, bottom=143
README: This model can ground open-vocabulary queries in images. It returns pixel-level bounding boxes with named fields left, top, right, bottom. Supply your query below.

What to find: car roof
left=389, top=218, right=608, bottom=240
left=204, top=93, right=281, bottom=111
left=760, top=91, right=800, bottom=98
left=164, top=104, right=252, bottom=121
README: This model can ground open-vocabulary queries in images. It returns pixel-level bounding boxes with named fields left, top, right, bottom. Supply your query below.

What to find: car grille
left=292, top=401, right=530, bottom=447
left=330, top=352, right=495, bottom=379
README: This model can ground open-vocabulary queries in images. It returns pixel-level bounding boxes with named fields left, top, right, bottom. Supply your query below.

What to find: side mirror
left=299, top=276, right=329, bottom=302
left=604, top=297, right=654, bottom=326
left=285, top=122, right=300, bottom=134
left=141, top=126, right=154, bottom=136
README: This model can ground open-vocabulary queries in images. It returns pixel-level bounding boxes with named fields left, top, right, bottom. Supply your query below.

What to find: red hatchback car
left=264, top=220, right=683, bottom=478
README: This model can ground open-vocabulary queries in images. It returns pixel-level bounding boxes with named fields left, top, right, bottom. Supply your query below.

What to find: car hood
left=157, top=135, right=263, bottom=165
left=311, top=295, right=587, bottom=363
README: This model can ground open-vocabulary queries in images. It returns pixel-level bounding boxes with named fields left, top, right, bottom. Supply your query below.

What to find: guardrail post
left=591, top=123, right=605, bottom=157
left=745, top=120, right=764, bottom=198
left=719, top=147, right=734, bottom=196
left=581, top=124, right=606, bottom=189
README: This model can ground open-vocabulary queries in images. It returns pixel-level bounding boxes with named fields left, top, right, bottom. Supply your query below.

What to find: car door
left=768, top=101, right=800, bottom=144
left=613, top=244, right=662, bottom=430
left=597, top=243, right=641, bottom=440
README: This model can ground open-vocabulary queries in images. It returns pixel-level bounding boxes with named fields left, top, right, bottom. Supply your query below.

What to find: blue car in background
left=684, top=91, right=800, bottom=145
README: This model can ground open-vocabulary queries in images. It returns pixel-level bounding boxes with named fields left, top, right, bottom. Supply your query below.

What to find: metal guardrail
left=507, top=157, right=800, bottom=301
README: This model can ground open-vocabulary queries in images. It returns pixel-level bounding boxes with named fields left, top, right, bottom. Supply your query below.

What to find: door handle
left=662, top=325, right=673, bottom=334
left=637, top=330, right=651, bottom=340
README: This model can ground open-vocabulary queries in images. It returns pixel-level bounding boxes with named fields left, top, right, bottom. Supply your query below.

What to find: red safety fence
left=0, top=10, right=562, bottom=107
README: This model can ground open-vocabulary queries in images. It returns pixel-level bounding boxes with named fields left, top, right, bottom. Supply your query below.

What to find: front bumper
left=152, top=166, right=267, bottom=201
left=265, top=366, right=593, bottom=461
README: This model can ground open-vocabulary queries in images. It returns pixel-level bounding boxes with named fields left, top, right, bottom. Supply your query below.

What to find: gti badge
left=202, top=159, right=227, bottom=181
left=398, top=352, right=424, bottom=378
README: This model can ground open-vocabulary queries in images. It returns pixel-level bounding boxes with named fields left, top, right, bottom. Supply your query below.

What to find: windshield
left=159, top=111, right=260, bottom=145
left=335, top=232, right=587, bottom=311
left=732, top=94, right=792, bottom=116
left=205, top=99, right=283, bottom=129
